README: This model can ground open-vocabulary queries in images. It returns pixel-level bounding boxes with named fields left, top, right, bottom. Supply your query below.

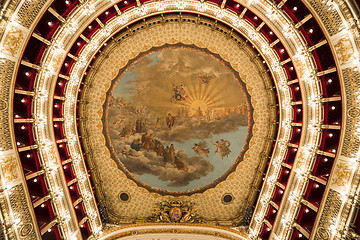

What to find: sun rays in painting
left=105, top=47, right=251, bottom=192
left=173, top=74, right=244, bottom=116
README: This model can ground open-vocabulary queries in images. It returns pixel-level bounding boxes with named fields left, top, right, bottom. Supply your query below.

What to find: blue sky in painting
left=113, top=52, right=160, bottom=102
left=108, top=49, right=250, bottom=192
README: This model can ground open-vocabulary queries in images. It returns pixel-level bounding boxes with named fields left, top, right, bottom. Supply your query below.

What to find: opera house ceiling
left=0, top=0, right=360, bottom=239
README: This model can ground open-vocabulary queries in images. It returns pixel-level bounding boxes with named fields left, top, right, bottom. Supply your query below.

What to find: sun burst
left=171, top=75, right=243, bottom=116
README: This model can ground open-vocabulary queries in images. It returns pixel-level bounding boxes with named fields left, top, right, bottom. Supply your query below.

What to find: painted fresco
left=105, top=48, right=250, bottom=192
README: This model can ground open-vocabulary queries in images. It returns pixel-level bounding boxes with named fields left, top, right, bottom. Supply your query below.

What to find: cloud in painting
left=111, top=134, right=214, bottom=187
left=155, top=113, right=247, bottom=143
left=121, top=48, right=246, bottom=116
left=105, top=48, right=250, bottom=189
left=107, top=95, right=248, bottom=143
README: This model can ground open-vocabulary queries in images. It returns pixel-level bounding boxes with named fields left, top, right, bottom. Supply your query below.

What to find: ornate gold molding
left=100, top=223, right=249, bottom=240
left=149, top=201, right=203, bottom=223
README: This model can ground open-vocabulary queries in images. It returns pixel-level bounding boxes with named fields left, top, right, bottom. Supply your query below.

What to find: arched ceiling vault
left=0, top=0, right=359, bottom=240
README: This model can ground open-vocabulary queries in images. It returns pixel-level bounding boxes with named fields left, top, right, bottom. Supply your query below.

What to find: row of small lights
left=34, top=119, right=78, bottom=240
left=1, top=14, right=72, bottom=237
left=55, top=0, right=294, bottom=239
left=275, top=56, right=320, bottom=238
left=267, top=0, right=360, bottom=239
left=8, top=0, right=355, bottom=239
left=230, top=1, right=324, bottom=239
left=60, top=0, right=327, bottom=238
left=335, top=1, right=360, bottom=235
left=36, top=55, right=101, bottom=237
left=262, top=7, right=346, bottom=240
left=29, top=0, right=106, bottom=239
left=0, top=0, right=113, bottom=238
left=59, top=10, right=139, bottom=236
left=0, top=153, right=30, bottom=238
left=306, top=0, right=360, bottom=237
left=45, top=0, right=146, bottom=237
left=38, top=0, right=292, bottom=238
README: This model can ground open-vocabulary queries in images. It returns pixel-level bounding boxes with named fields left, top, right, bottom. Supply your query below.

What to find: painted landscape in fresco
left=106, top=48, right=250, bottom=192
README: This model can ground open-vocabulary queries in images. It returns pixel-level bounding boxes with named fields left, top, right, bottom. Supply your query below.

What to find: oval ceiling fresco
left=104, top=47, right=252, bottom=193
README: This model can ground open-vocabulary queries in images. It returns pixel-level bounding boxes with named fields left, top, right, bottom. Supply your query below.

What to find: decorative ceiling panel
left=79, top=15, right=277, bottom=226
left=1, top=0, right=360, bottom=239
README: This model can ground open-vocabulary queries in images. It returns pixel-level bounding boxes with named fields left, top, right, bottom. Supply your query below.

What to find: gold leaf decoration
left=150, top=201, right=203, bottom=223
left=334, top=37, right=353, bottom=65
left=331, top=162, right=351, bottom=187
left=2, top=156, right=18, bottom=181
left=3, top=26, right=24, bottom=57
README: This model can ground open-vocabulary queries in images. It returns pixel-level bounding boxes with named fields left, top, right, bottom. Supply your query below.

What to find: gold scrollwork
left=316, top=227, right=331, bottom=240
left=3, top=26, right=24, bottom=57
left=347, top=107, right=360, bottom=118
left=150, top=201, right=203, bottom=223
left=20, top=223, right=33, bottom=237
left=0, top=100, right=8, bottom=111
left=331, top=162, right=351, bottom=187
left=2, top=156, right=18, bottom=181
left=334, top=37, right=353, bottom=65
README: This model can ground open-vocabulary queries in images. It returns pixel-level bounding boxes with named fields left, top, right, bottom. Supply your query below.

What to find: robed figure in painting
left=107, top=48, right=249, bottom=191
left=166, top=113, right=175, bottom=129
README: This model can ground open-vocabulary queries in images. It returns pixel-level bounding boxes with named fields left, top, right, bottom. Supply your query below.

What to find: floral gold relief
left=331, top=162, right=352, bottom=188
left=149, top=201, right=203, bottom=223
left=295, top=151, right=306, bottom=170
left=2, top=156, right=18, bottom=181
left=2, top=26, right=24, bottom=57
left=334, top=37, right=354, bottom=65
